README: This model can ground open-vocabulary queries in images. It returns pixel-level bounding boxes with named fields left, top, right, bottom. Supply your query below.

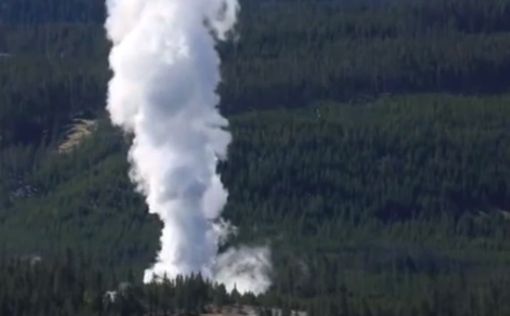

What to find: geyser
left=105, top=0, right=271, bottom=294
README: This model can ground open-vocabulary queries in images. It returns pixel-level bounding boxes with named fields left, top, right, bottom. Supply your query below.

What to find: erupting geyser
left=105, top=0, right=271, bottom=294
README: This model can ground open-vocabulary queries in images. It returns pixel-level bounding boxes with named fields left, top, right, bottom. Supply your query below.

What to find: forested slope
left=224, top=95, right=510, bottom=224
left=1, top=0, right=510, bottom=315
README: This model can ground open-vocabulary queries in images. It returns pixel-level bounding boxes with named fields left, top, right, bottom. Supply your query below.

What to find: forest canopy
left=1, top=0, right=510, bottom=315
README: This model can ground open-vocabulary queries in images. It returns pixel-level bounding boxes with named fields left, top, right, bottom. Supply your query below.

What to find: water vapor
left=105, top=0, right=271, bottom=294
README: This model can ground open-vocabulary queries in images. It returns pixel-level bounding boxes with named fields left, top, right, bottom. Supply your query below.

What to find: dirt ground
left=58, top=119, right=97, bottom=154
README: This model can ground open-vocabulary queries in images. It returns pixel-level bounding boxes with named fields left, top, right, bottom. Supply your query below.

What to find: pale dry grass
left=201, top=305, right=258, bottom=316
left=58, top=119, right=97, bottom=154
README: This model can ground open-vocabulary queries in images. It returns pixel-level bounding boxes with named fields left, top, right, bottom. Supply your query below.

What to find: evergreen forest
left=2, top=0, right=510, bottom=315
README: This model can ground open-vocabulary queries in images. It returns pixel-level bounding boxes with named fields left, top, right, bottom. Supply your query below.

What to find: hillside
left=1, top=0, right=510, bottom=315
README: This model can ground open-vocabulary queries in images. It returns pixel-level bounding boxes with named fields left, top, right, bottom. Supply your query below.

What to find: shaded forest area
left=1, top=0, right=510, bottom=315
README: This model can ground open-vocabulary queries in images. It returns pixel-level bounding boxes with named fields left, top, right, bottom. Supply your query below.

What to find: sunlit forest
left=2, top=0, right=510, bottom=315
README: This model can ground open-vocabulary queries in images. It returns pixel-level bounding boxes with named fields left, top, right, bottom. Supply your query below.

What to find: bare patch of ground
left=202, top=305, right=258, bottom=316
left=58, top=119, right=97, bottom=154
left=201, top=305, right=306, bottom=316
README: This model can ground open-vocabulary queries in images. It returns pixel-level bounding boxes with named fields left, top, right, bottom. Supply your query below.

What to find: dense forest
left=2, top=0, right=510, bottom=315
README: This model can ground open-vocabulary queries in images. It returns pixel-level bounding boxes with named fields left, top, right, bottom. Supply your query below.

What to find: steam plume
left=105, top=0, right=271, bottom=294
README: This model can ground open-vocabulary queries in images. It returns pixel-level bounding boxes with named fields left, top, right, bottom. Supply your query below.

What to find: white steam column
left=105, top=0, right=271, bottom=294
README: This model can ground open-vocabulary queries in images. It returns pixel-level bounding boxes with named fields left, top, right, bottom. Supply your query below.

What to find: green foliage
left=220, top=0, right=510, bottom=111
left=0, top=256, right=243, bottom=316
left=0, top=123, right=160, bottom=278
left=0, top=0, right=105, bottom=24
left=223, top=95, right=510, bottom=224
left=2, top=0, right=510, bottom=315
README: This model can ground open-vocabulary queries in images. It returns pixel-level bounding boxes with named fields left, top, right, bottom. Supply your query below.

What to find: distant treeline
left=222, top=0, right=510, bottom=111
left=0, top=0, right=105, bottom=24
left=3, top=0, right=510, bottom=145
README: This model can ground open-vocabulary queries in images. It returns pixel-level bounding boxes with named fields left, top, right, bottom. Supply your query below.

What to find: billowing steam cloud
left=105, top=0, right=271, bottom=294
